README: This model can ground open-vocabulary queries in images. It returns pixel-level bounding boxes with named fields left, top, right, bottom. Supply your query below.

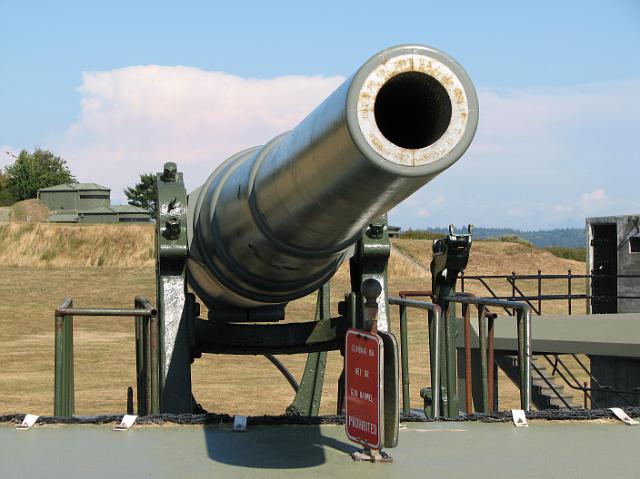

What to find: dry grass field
left=0, top=223, right=587, bottom=416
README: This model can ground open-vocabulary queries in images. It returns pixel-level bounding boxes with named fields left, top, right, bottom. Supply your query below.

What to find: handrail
left=461, top=272, right=640, bottom=316
left=54, top=297, right=159, bottom=417
left=388, top=296, right=442, bottom=418
left=541, top=353, right=640, bottom=408
left=444, top=295, right=532, bottom=411
left=530, top=360, right=574, bottom=409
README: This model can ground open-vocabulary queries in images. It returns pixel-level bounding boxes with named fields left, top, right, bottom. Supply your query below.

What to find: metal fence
left=54, top=297, right=158, bottom=417
left=389, top=292, right=531, bottom=418
left=460, top=271, right=640, bottom=315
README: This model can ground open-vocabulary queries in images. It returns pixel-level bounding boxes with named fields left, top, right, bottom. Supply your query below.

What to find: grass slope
left=10, top=199, right=51, bottom=222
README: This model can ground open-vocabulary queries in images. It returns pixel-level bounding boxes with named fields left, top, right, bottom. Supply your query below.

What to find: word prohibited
left=345, top=328, right=384, bottom=448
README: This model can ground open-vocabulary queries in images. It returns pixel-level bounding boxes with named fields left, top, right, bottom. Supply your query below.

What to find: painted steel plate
left=345, top=328, right=383, bottom=448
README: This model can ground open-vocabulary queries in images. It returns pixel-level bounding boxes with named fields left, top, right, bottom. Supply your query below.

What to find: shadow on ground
left=204, top=424, right=357, bottom=468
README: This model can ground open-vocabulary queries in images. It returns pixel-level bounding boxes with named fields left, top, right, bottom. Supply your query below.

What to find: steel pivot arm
left=431, top=225, right=473, bottom=306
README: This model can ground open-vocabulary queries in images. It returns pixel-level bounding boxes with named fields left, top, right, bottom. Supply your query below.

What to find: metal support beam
left=287, top=283, right=330, bottom=416
left=156, top=162, right=192, bottom=413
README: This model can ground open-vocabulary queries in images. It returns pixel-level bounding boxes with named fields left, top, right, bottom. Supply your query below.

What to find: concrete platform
left=457, top=313, right=640, bottom=356
left=1, top=420, right=638, bottom=478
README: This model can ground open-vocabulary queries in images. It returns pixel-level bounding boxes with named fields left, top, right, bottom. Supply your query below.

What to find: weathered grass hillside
left=0, top=223, right=154, bottom=268
left=10, top=199, right=51, bottom=222
left=0, top=223, right=584, bottom=273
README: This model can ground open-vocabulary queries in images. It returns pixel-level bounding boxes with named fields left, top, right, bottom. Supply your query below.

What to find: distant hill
left=400, top=227, right=586, bottom=248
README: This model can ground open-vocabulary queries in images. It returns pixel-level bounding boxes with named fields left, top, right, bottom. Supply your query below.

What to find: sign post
left=345, top=278, right=393, bottom=462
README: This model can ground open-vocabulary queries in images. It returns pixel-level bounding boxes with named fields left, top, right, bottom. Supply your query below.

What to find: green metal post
left=54, top=312, right=64, bottom=416
left=64, top=312, right=75, bottom=416
left=517, top=309, right=532, bottom=410
left=150, top=310, right=160, bottom=414
left=134, top=314, right=146, bottom=415
left=348, top=292, right=357, bottom=329
left=428, top=307, right=442, bottom=418
left=399, top=304, right=410, bottom=414
left=54, top=299, right=74, bottom=417
left=444, top=302, right=458, bottom=417
left=478, top=305, right=488, bottom=413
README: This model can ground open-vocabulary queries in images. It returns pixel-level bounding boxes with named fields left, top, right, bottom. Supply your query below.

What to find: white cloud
left=417, top=208, right=430, bottom=218
left=52, top=66, right=344, bottom=200
left=580, top=188, right=608, bottom=211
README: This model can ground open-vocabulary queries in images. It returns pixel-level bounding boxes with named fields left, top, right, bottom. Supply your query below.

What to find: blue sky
left=1, top=0, right=639, bottom=229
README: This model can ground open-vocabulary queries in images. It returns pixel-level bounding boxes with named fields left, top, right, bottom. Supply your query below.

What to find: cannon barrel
left=187, top=44, right=478, bottom=310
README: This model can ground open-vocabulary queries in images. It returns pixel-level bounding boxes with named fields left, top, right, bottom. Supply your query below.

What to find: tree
left=124, top=173, right=157, bottom=214
left=5, top=148, right=75, bottom=201
left=0, top=168, right=14, bottom=206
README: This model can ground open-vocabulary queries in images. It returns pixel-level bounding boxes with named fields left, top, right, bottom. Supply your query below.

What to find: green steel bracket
left=287, top=283, right=330, bottom=416
left=193, top=316, right=348, bottom=355
left=156, top=162, right=193, bottom=413
left=349, top=214, right=391, bottom=332
left=431, top=224, right=473, bottom=417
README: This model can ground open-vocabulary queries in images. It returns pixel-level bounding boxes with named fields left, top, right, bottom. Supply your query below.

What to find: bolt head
left=366, top=223, right=384, bottom=239
left=165, top=216, right=181, bottom=239
left=162, top=162, right=177, bottom=182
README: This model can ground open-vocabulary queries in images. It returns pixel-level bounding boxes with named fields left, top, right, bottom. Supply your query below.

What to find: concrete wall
left=586, top=215, right=640, bottom=314
left=586, top=215, right=640, bottom=407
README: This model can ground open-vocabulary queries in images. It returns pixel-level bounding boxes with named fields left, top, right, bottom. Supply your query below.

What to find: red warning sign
left=345, top=328, right=383, bottom=449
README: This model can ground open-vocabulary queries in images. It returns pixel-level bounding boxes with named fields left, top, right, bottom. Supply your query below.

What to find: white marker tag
left=233, top=415, right=247, bottom=432
left=609, top=408, right=639, bottom=426
left=113, top=414, right=138, bottom=431
left=512, top=409, right=528, bottom=427
left=16, top=414, right=40, bottom=430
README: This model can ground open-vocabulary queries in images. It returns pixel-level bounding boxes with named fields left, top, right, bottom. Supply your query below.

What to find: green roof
left=79, top=206, right=117, bottom=215
left=46, top=213, right=79, bottom=223
left=39, top=183, right=110, bottom=192
left=79, top=206, right=150, bottom=216
left=110, top=205, right=151, bottom=214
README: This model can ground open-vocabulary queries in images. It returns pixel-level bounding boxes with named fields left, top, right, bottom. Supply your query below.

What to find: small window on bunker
left=630, top=236, right=640, bottom=253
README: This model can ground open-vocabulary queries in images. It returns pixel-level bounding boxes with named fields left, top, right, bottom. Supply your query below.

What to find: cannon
left=153, top=44, right=478, bottom=414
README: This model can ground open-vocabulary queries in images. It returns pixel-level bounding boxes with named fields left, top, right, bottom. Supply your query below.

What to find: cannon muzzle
left=187, top=44, right=478, bottom=310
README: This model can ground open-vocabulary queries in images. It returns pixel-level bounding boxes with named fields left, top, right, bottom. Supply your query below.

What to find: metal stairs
left=496, top=354, right=580, bottom=410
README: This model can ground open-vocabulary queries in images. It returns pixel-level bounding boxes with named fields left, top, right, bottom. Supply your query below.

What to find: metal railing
left=388, top=293, right=441, bottom=418
left=539, top=353, right=640, bottom=409
left=460, top=271, right=640, bottom=316
left=389, top=291, right=531, bottom=417
left=54, top=297, right=158, bottom=417
left=450, top=295, right=532, bottom=412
